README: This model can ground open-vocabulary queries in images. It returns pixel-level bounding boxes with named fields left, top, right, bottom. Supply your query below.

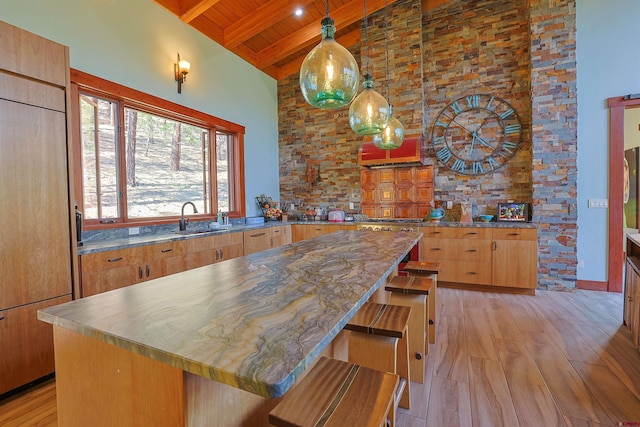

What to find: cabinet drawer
left=450, top=227, right=492, bottom=240
left=493, top=228, right=537, bottom=241
left=422, top=239, right=492, bottom=262
left=438, top=260, right=492, bottom=285
left=142, top=241, right=186, bottom=260
left=81, top=247, right=144, bottom=272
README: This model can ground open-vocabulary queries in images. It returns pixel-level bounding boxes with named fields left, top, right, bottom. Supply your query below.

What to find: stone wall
left=277, top=0, right=578, bottom=290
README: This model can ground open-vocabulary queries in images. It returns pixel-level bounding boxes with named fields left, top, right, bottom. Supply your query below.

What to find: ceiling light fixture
left=299, top=0, right=359, bottom=109
left=373, top=0, right=404, bottom=149
left=348, top=0, right=390, bottom=135
left=294, top=8, right=304, bottom=17
left=174, top=53, right=190, bottom=94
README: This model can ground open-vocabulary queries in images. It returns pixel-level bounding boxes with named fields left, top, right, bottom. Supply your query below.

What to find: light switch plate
left=587, top=199, right=608, bottom=208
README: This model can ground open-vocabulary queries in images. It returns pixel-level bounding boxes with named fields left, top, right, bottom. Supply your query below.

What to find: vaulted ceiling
left=153, top=0, right=444, bottom=80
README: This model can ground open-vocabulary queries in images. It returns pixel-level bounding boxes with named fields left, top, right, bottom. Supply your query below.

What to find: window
left=72, top=70, right=245, bottom=228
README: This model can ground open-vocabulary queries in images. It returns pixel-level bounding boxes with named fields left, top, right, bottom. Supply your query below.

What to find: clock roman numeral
left=466, top=95, right=479, bottom=109
left=433, top=135, right=445, bottom=146
left=505, top=124, right=521, bottom=134
left=437, top=146, right=452, bottom=163
left=487, top=156, right=500, bottom=170
left=452, top=159, right=466, bottom=173
left=500, top=109, right=514, bottom=120
left=450, top=101, right=463, bottom=115
left=473, top=161, right=484, bottom=174
left=486, top=96, right=495, bottom=110
left=435, top=120, right=448, bottom=128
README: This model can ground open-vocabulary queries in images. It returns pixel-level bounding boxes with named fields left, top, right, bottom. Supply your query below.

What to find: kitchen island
left=38, top=230, right=421, bottom=426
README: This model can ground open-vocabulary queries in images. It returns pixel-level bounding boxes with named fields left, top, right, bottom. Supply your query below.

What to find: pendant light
left=348, top=0, right=390, bottom=135
left=373, top=0, right=404, bottom=149
left=299, top=1, right=359, bottom=109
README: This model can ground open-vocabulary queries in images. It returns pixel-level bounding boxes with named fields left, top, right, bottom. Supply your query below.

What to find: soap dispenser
left=218, top=210, right=223, bottom=224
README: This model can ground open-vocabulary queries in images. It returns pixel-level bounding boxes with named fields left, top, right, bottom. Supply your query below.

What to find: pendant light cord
left=325, top=0, right=329, bottom=18
left=384, top=0, right=390, bottom=100
left=364, top=0, right=370, bottom=75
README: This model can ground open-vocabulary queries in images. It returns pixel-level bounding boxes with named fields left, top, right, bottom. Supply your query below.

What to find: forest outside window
left=72, top=71, right=245, bottom=228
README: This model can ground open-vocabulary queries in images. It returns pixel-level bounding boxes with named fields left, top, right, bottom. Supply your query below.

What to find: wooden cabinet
left=244, top=225, right=292, bottom=255
left=0, top=295, right=71, bottom=394
left=0, top=21, right=77, bottom=394
left=187, top=232, right=243, bottom=269
left=291, top=224, right=356, bottom=242
left=421, top=227, right=493, bottom=285
left=492, top=228, right=538, bottom=289
left=420, top=226, right=537, bottom=292
left=360, top=165, right=433, bottom=219
left=625, top=235, right=640, bottom=351
left=81, top=241, right=188, bottom=297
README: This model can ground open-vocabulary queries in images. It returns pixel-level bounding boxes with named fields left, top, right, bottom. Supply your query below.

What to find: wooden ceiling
left=152, top=0, right=415, bottom=80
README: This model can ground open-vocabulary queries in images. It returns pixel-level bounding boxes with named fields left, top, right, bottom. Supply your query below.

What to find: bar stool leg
left=388, top=293, right=427, bottom=384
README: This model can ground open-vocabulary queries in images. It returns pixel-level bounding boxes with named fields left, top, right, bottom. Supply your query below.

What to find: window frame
left=70, top=69, right=245, bottom=230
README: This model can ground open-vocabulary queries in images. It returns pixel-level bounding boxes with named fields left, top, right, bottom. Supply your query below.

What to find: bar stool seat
left=269, top=357, right=398, bottom=427
left=402, top=261, right=439, bottom=345
left=385, top=275, right=433, bottom=383
left=344, top=302, right=412, bottom=413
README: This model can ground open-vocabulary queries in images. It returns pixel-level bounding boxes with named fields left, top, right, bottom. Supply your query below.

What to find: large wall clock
left=430, top=94, right=523, bottom=175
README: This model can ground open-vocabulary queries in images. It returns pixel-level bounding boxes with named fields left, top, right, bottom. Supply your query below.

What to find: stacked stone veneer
left=277, top=0, right=578, bottom=290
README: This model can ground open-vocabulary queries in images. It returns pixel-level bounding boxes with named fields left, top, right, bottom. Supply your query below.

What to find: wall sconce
left=174, top=53, right=190, bottom=94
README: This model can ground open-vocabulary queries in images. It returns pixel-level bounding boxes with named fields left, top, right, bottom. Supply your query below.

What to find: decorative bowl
left=479, top=214, right=494, bottom=222
left=429, top=208, right=445, bottom=219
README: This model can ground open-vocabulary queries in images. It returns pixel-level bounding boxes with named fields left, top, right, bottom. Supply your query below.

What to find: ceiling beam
left=180, top=0, right=223, bottom=23
left=255, top=0, right=399, bottom=70
left=224, top=0, right=317, bottom=49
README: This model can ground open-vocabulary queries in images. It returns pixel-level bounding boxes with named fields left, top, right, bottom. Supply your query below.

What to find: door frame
left=608, top=95, right=640, bottom=293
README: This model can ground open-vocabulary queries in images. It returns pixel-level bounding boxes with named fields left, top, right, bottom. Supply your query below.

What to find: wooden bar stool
left=269, top=357, right=399, bottom=427
left=402, top=260, right=439, bottom=345
left=344, top=302, right=412, bottom=414
left=385, top=275, right=433, bottom=384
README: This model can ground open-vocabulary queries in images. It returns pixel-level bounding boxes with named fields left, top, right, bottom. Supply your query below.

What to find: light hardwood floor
left=1, top=288, right=639, bottom=426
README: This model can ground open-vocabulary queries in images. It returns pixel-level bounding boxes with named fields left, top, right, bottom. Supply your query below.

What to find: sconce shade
left=348, top=74, right=390, bottom=135
left=299, top=17, right=359, bottom=109
left=175, top=53, right=190, bottom=94
left=178, top=59, right=190, bottom=76
left=373, top=105, right=404, bottom=149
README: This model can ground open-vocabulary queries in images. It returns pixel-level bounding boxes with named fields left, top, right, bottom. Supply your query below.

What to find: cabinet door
left=291, top=224, right=306, bottom=242
left=492, top=229, right=538, bottom=289
left=281, top=225, right=292, bottom=245
left=1, top=96, right=72, bottom=309
left=218, top=232, right=244, bottom=261
left=0, top=295, right=71, bottom=394
left=624, top=260, right=635, bottom=329
left=143, top=241, right=187, bottom=281
left=244, top=230, right=272, bottom=255
left=80, top=247, right=144, bottom=297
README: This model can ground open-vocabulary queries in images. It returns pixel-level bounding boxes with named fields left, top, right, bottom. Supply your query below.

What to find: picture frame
left=497, top=202, right=529, bottom=222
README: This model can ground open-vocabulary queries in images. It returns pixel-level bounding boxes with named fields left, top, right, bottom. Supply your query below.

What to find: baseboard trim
left=576, top=280, right=608, bottom=291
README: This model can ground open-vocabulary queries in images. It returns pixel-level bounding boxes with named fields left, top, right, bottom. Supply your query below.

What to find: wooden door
left=0, top=95, right=72, bottom=309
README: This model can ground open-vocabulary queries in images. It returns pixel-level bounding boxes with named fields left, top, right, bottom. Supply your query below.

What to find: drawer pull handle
left=508, top=233, right=520, bottom=236
left=215, top=250, right=219, bottom=261
left=251, top=232, right=266, bottom=237
left=0, top=315, right=4, bottom=321
left=220, top=249, right=224, bottom=259
left=431, top=248, right=441, bottom=251
left=467, top=271, right=477, bottom=275
left=108, top=257, right=123, bottom=263
left=146, top=265, right=150, bottom=277
left=467, top=249, right=477, bottom=252
left=161, top=248, right=173, bottom=253
left=466, top=232, right=478, bottom=235
left=138, top=267, right=143, bottom=279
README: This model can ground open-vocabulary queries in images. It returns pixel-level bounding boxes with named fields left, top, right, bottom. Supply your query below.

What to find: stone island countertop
left=39, top=230, right=421, bottom=399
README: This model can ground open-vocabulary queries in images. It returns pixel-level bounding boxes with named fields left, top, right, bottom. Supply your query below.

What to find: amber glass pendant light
left=299, top=1, right=359, bottom=109
left=348, top=0, right=390, bottom=135
left=373, top=1, right=404, bottom=149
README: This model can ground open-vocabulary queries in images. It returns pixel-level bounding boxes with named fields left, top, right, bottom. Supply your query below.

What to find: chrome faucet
left=179, top=202, right=198, bottom=231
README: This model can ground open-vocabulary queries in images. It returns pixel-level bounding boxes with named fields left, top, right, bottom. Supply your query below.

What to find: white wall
left=576, top=0, right=640, bottom=281
left=0, top=0, right=280, bottom=218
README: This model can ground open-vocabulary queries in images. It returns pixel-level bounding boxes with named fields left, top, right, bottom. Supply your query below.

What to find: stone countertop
left=39, top=230, right=421, bottom=399
left=78, top=219, right=535, bottom=255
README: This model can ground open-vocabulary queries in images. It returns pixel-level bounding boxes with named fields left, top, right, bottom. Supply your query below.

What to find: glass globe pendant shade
left=299, top=17, right=359, bottom=109
left=373, top=105, right=404, bottom=149
left=348, top=74, right=390, bottom=135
